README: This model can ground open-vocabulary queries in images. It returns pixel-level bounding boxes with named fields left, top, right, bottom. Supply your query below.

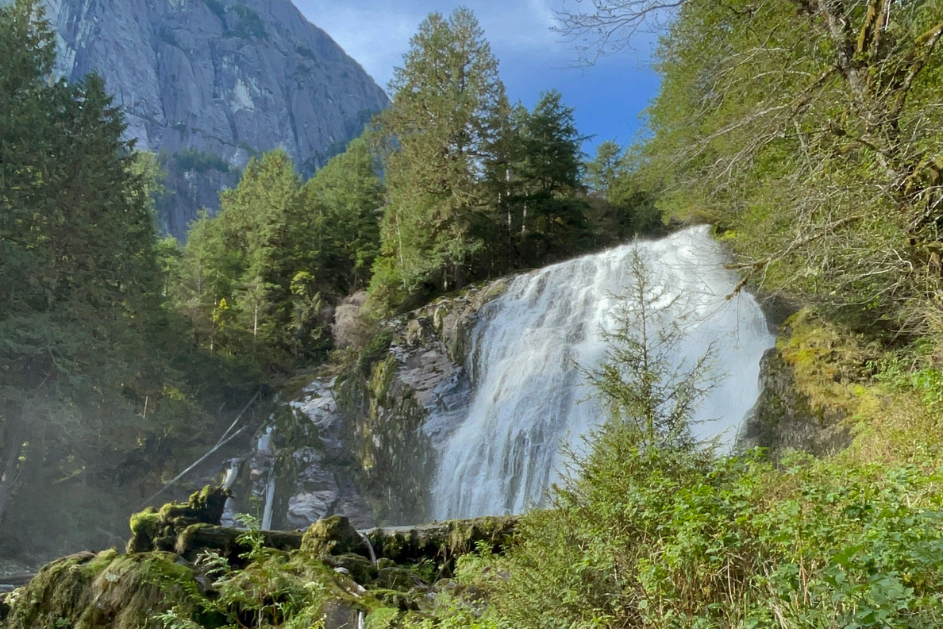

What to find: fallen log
left=363, top=516, right=518, bottom=566
left=173, top=515, right=518, bottom=568
left=175, top=524, right=303, bottom=562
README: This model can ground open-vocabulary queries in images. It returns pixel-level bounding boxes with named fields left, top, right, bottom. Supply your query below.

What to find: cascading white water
left=431, top=226, right=776, bottom=520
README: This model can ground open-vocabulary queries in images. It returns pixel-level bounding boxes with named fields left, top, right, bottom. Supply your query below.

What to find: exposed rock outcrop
left=334, top=279, right=511, bottom=525
left=738, top=310, right=856, bottom=456
left=40, top=0, right=388, bottom=239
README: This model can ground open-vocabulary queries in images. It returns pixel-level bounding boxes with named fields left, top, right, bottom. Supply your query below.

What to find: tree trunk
left=0, top=405, right=28, bottom=526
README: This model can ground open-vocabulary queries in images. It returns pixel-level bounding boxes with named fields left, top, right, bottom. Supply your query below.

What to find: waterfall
left=431, top=226, right=776, bottom=520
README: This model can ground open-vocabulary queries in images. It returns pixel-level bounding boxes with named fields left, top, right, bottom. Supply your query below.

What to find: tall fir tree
left=371, top=7, right=509, bottom=309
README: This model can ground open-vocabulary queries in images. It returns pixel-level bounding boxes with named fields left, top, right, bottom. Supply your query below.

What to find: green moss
left=301, top=515, right=365, bottom=558
left=359, top=328, right=393, bottom=376
left=6, top=552, right=202, bottom=629
left=128, top=486, right=230, bottom=553
left=129, top=509, right=159, bottom=536
left=364, top=606, right=402, bottom=629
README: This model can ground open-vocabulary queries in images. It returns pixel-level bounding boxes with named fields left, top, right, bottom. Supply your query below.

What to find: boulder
left=301, top=515, right=367, bottom=558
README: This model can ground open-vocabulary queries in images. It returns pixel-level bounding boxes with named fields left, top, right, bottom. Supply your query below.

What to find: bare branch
left=554, top=0, right=685, bottom=64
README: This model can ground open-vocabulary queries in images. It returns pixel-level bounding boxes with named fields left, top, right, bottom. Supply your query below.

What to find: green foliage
left=584, top=140, right=622, bottom=197
left=874, top=341, right=943, bottom=413
left=0, top=0, right=261, bottom=560
left=173, top=149, right=230, bottom=174
left=372, top=8, right=509, bottom=305
left=367, top=12, right=611, bottom=314
left=171, top=134, right=384, bottom=373
left=358, top=329, right=393, bottom=376
left=232, top=5, right=266, bottom=39
left=303, top=132, right=384, bottom=291
left=583, top=141, right=664, bottom=240
left=624, top=0, right=943, bottom=336
left=474, top=444, right=943, bottom=628
left=492, top=91, right=595, bottom=265
left=581, top=249, right=716, bottom=449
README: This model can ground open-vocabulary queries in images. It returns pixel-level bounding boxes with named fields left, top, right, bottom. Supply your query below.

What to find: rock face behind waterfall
left=40, top=0, right=388, bottom=239
left=332, top=280, right=511, bottom=525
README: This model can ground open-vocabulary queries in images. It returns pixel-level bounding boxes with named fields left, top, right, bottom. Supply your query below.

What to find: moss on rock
left=740, top=309, right=867, bottom=456
left=4, top=551, right=201, bottom=629
left=127, top=486, right=230, bottom=553
left=301, top=515, right=366, bottom=558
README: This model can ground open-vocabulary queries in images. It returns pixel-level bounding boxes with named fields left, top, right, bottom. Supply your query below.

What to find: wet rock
left=287, top=447, right=341, bottom=528
left=321, top=599, right=362, bottom=629
left=285, top=383, right=376, bottom=529
left=335, top=278, right=510, bottom=524
left=288, top=488, right=339, bottom=528
left=738, top=311, right=853, bottom=456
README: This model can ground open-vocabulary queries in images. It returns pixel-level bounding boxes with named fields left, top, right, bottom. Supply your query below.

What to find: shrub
left=174, top=149, right=230, bottom=174
left=233, top=5, right=266, bottom=39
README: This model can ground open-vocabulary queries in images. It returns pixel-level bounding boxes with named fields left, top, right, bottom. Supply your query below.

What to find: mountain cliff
left=40, top=0, right=388, bottom=238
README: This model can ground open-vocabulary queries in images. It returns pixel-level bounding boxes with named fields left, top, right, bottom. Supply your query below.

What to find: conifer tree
left=372, top=8, right=509, bottom=307
left=506, top=91, right=591, bottom=263
left=0, top=0, right=170, bottom=530
left=585, top=140, right=623, bottom=200
left=303, top=133, right=384, bottom=292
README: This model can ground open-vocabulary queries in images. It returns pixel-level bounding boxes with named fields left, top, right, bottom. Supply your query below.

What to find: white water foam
left=431, top=226, right=776, bottom=519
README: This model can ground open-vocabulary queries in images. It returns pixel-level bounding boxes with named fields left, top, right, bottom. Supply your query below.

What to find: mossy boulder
left=127, top=485, right=230, bottom=553
left=323, top=553, right=378, bottom=584
left=301, top=515, right=366, bottom=557
left=4, top=550, right=201, bottom=629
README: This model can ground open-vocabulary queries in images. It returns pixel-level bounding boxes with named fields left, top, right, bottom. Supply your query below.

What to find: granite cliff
left=40, top=0, right=388, bottom=238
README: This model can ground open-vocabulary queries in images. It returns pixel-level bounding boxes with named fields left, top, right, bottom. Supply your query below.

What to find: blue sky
left=294, top=0, right=661, bottom=156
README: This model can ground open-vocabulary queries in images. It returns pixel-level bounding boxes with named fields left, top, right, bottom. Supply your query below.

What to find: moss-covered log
left=363, top=516, right=517, bottom=568
left=174, top=524, right=304, bottom=562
